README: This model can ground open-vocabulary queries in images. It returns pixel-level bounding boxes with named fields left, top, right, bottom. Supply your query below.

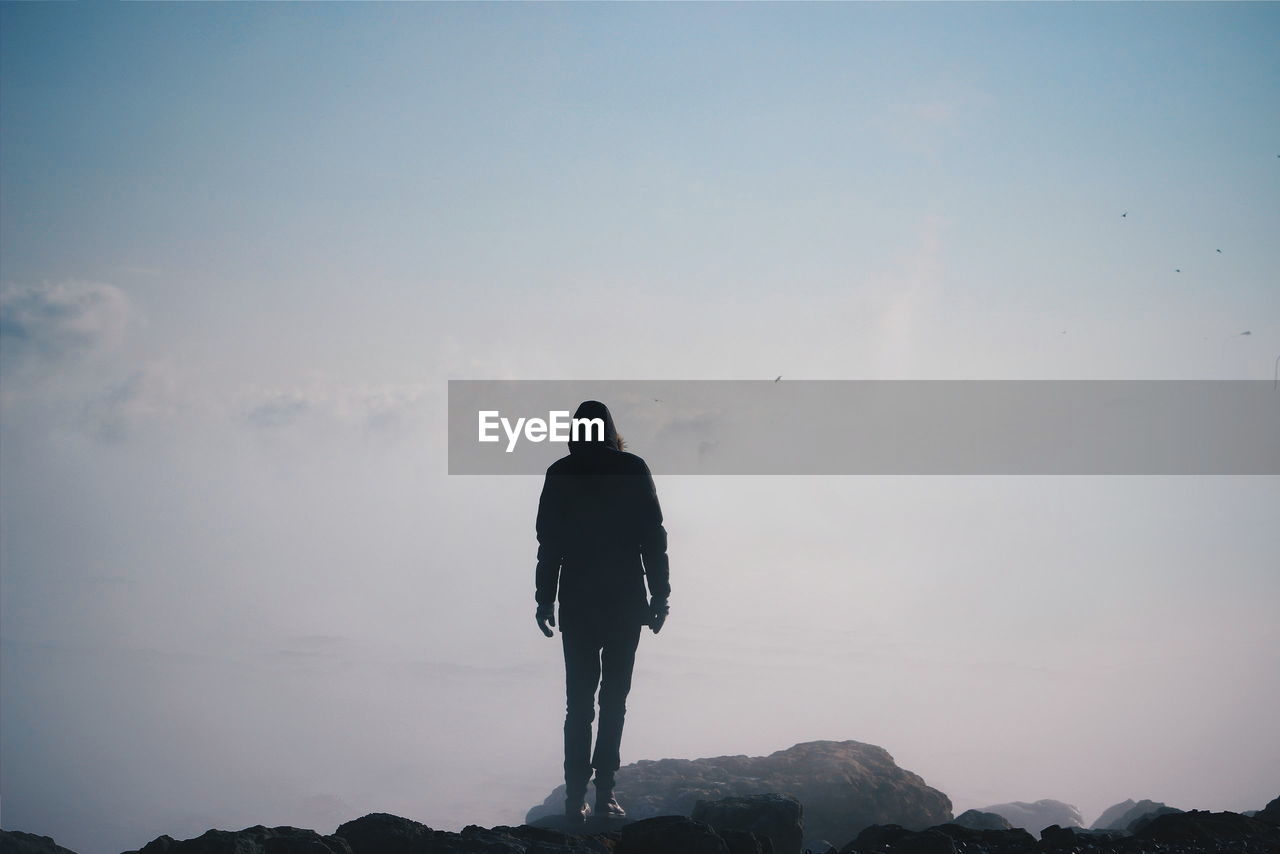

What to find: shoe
left=564, top=796, right=591, bottom=824
left=595, top=793, right=626, bottom=819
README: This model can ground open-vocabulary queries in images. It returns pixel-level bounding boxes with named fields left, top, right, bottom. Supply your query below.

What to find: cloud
left=78, top=362, right=196, bottom=442
left=0, top=281, right=131, bottom=371
left=58, top=369, right=434, bottom=443
left=246, top=392, right=313, bottom=429
left=239, top=382, right=431, bottom=436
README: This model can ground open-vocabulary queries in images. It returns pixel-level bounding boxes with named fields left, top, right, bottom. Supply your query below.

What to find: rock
left=528, top=812, right=631, bottom=836
left=460, top=824, right=614, bottom=853
left=527, top=740, right=951, bottom=846
left=833, top=813, right=1280, bottom=853
left=280, top=813, right=617, bottom=854
left=949, top=810, right=1012, bottom=831
left=692, top=794, right=801, bottom=854
left=840, top=827, right=956, bottom=854
left=332, top=813, right=434, bottom=854
left=1256, top=796, right=1280, bottom=824
left=617, top=816, right=729, bottom=854
left=1091, top=799, right=1139, bottom=830
left=1124, top=806, right=1182, bottom=833
left=117, top=812, right=780, bottom=854
left=974, top=799, right=1081, bottom=836
left=121, top=825, right=351, bottom=854
left=1090, top=798, right=1181, bottom=831
left=930, top=824, right=1037, bottom=852
left=841, top=823, right=1066, bottom=853
left=841, top=824, right=914, bottom=851
left=1132, top=809, right=1280, bottom=845
left=802, top=840, right=836, bottom=854
left=0, top=830, right=81, bottom=854
left=1039, top=824, right=1078, bottom=850
left=720, top=828, right=775, bottom=854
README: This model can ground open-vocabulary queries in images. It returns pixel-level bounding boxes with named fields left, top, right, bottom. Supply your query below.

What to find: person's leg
left=592, top=620, right=642, bottom=807
left=561, top=620, right=602, bottom=815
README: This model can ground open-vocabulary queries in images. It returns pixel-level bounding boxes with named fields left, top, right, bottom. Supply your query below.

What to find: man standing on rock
left=535, top=399, right=670, bottom=823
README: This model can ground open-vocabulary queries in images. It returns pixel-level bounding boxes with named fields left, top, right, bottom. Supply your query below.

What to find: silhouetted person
left=535, top=400, right=670, bottom=823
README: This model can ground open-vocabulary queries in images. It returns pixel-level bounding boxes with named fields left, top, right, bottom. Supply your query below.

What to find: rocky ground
left=3, top=798, right=1279, bottom=854
left=3, top=743, right=1276, bottom=854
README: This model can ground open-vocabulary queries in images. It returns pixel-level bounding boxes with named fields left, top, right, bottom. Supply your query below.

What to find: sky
left=1, top=3, right=1278, bottom=852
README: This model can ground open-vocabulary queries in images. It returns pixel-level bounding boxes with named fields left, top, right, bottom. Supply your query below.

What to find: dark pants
left=560, top=608, right=643, bottom=797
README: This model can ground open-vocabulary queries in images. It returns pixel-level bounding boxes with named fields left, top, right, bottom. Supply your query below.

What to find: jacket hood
left=567, top=400, right=619, bottom=453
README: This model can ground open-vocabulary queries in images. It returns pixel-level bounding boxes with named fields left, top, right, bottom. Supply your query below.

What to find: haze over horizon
left=1, top=3, right=1278, bottom=854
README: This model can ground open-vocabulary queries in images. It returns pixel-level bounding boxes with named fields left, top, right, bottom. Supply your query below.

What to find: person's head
left=568, top=400, right=625, bottom=452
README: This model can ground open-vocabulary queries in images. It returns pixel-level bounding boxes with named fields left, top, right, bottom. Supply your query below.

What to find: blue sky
left=1, top=4, right=1278, bottom=853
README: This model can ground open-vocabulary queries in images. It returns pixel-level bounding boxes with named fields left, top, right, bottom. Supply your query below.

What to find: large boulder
left=974, top=800, right=1081, bottom=836
left=1090, top=798, right=1180, bottom=831
left=527, top=740, right=951, bottom=846
left=692, top=794, right=799, bottom=854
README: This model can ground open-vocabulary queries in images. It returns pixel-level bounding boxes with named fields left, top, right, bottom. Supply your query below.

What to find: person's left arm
left=636, top=461, right=670, bottom=632
left=534, top=471, right=564, bottom=636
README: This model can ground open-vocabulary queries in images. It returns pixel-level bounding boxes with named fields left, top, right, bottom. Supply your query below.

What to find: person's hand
left=648, top=598, right=669, bottom=634
left=536, top=604, right=556, bottom=638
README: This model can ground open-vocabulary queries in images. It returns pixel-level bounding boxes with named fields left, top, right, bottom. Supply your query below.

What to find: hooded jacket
left=534, top=400, right=670, bottom=625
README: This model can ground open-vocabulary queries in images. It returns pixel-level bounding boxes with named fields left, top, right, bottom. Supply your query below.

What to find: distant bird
left=1175, top=268, right=1181, bottom=273
left=774, top=376, right=782, bottom=382
left=652, top=399, right=661, bottom=403
left=1216, top=249, right=1222, bottom=253
left=1061, top=330, right=1067, bottom=334
left=1238, top=331, right=1252, bottom=336
left=1121, top=212, right=1127, bottom=218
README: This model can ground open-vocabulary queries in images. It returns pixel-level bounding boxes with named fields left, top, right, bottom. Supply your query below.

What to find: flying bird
left=1217, top=249, right=1222, bottom=253
left=1175, top=268, right=1181, bottom=273
left=774, top=376, right=782, bottom=382
left=1121, top=212, right=1127, bottom=218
